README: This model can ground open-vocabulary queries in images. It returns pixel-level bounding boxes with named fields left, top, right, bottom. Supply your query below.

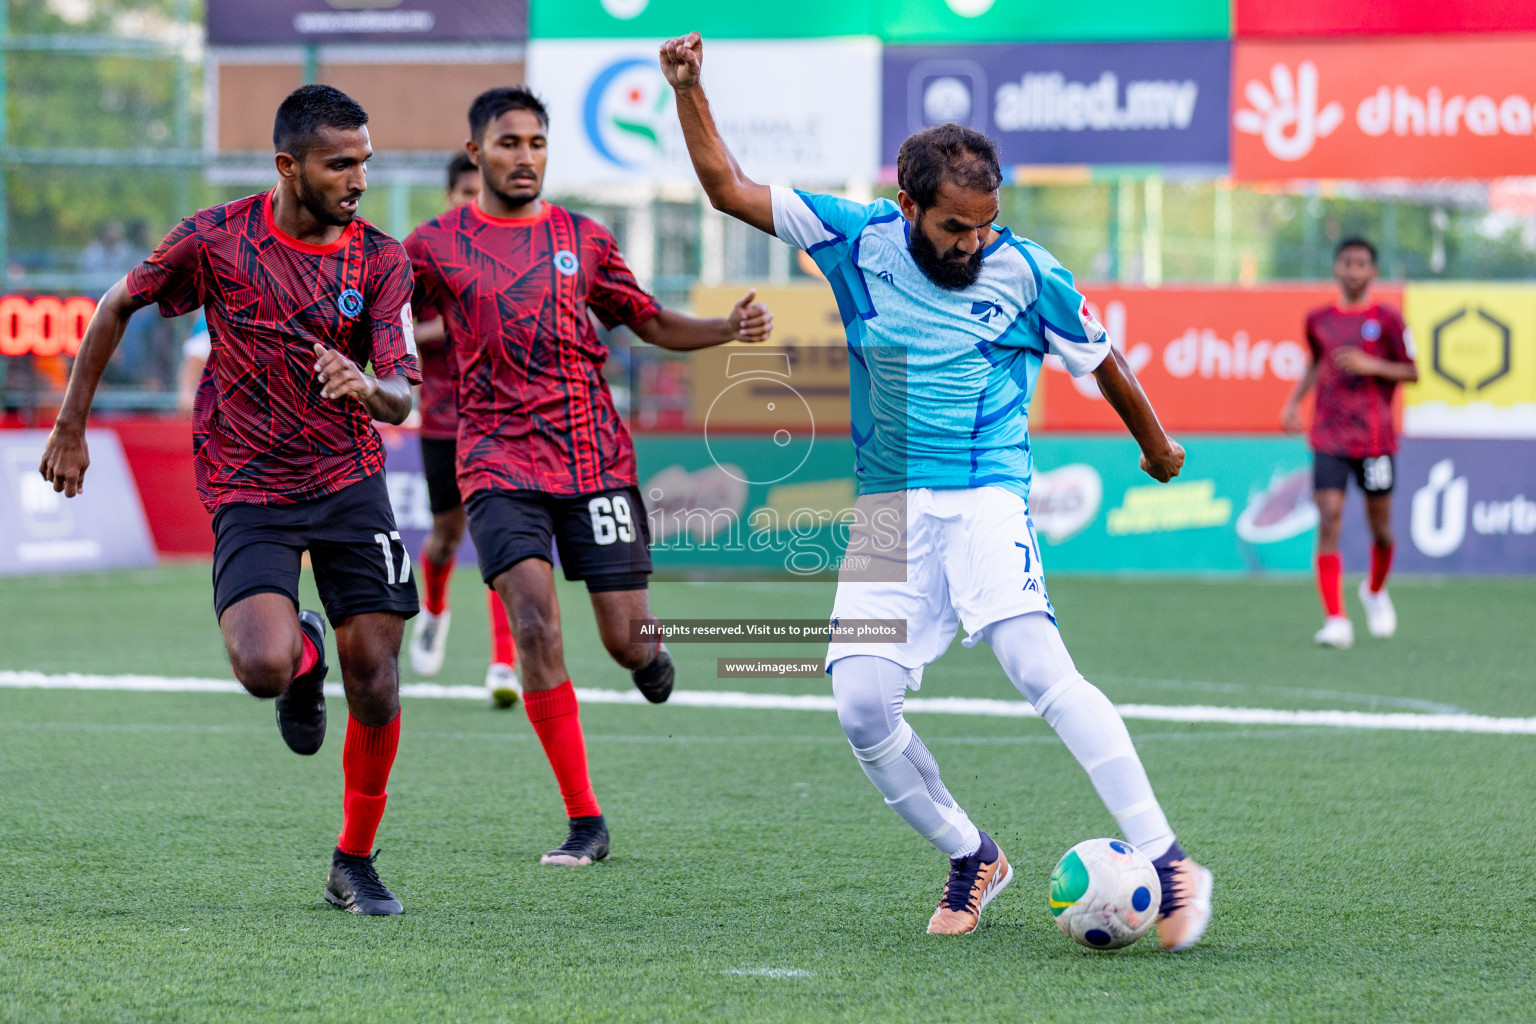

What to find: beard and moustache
left=907, top=219, right=985, bottom=290
left=296, top=169, right=361, bottom=228
left=484, top=172, right=542, bottom=210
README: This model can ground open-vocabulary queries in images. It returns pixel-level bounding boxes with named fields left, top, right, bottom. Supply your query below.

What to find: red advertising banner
left=1233, top=38, right=1536, bottom=180
left=1038, top=285, right=1405, bottom=433
left=1236, top=1, right=1536, bottom=37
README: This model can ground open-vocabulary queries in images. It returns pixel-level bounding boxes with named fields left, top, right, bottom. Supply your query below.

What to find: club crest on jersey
left=554, top=250, right=579, bottom=276
left=338, top=288, right=364, bottom=319
left=1078, top=299, right=1106, bottom=342
left=1361, top=319, right=1382, bottom=341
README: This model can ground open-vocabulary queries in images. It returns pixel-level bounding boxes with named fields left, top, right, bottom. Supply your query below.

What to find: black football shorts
left=420, top=436, right=463, bottom=515
left=211, top=471, right=420, bottom=625
left=465, top=485, right=652, bottom=593
left=1314, top=451, right=1395, bottom=495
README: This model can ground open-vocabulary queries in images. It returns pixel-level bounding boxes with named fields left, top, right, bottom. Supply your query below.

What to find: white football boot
left=409, top=609, right=451, bottom=676
left=485, top=661, right=522, bottom=708
left=1313, top=615, right=1355, bottom=649
left=1358, top=580, right=1397, bottom=638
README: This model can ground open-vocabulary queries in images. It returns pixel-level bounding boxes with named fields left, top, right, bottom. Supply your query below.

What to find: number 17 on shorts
left=372, top=530, right=413, bottom=585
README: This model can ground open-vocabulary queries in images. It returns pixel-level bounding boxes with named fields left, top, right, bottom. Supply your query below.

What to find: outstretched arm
left=631, top=289, right=773, bottom=351
left=39, top=277, right=150, bottom=496
left=660, top=32, right=775, bottom=235
left=1091, top=347, right=1185, bottom=483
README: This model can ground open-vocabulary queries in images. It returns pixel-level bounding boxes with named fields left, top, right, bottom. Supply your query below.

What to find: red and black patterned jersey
left=127, top=191, right=421, bottom=513
left=1306, top=302, right=1416, bottom=458
left=405, top=201, right=660, bottom=497
left=416, top=309, right=459, bottom=441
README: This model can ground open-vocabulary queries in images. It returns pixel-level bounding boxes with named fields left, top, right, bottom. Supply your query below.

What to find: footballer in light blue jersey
left=771, top=186, right=1111, bottom=501
left=663, top=31, right=1211, bottom=950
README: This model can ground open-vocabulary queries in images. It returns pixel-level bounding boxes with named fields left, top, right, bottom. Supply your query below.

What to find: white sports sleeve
left=770, top=185, right=871, bottom=256
left=1034, top=259, right=1111, bottom=378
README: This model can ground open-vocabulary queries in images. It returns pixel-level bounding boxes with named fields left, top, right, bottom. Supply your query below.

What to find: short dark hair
left=273, top=84, right=368, bottom=159
left=446, top=151, right=478, bottom=190
left=1336, top=236, right=1378, bottom=264
left=896, top=123, right=1002, bottom=210
left=468, top=86, right=548, bottom=141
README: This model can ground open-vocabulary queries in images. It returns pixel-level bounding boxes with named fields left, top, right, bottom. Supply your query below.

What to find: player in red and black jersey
left=408, top=87, right=772, bottom=866
left=406, top=153, right=521, bottom=699
left=40, top=86, right=420, bottom=914
left=1282, top=237, right=1418, bottom=649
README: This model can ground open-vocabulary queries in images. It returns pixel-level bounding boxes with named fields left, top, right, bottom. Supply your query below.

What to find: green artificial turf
left=1, top=567, right=1533, bottom=1023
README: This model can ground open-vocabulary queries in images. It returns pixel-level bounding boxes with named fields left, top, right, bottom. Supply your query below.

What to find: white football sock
left=985, top=613, right=1175, bottom=861
left=833, top=656, right=981, bottom=859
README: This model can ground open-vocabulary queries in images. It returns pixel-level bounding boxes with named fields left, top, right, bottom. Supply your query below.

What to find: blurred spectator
left=90, top=220, right=166, bottom=388
left=78, top=220, right=135, bottom=279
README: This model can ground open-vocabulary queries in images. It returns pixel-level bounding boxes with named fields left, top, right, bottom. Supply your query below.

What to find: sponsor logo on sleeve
left=400, top=303, right=417, bottom=358
left=1078, top=299, right=1106, bottom=343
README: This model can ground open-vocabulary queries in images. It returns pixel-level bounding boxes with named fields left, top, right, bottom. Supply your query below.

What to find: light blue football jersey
left=771, top=186, right=1111, bottom=501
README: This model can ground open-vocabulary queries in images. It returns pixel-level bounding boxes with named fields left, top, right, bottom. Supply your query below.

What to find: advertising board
left=0, top=431, right=158, bottom=576
left=1342, top=439, right=1536, bottom=574
left=527, top=39, right=880, bottom=187
left=630, top=433, right=1319, bottom=577
left=531, top=0, right=874, bottom=38
left=881, top=0, right=1227, bottom=43
left=207, top=0, right=525, bottom=45
left=1235, top=1, right=1536, bottom=37
left=1401, top=283, right=1536, bottom=439
left=1234, top=38, right=1536, bottom=180
left=884, top=41, right=1229, bottom=171
left=1038, top=285, right=1408, bottom=434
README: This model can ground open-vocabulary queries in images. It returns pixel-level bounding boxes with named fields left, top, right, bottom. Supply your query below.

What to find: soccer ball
left=1049, top=838, right=1161, bottom=950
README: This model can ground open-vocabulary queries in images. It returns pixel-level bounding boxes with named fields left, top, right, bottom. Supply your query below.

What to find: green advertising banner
left=530, top=0, right=1228, bottom=41
left=1025, top=436, right=1313, bottom=573
left=530, top=0, right=876, bottom=39
left=634, top=434, right=1315, bottom=577
left=879, top=0, right=1229, bottom=42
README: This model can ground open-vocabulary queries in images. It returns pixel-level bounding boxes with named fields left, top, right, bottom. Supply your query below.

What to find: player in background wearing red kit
left=39, top=86, right=420, bottom=914
left=408, top=87, right=772, bottom=866
left=1282, top=238, right=1418, bottom=649
left=407, top=152, right=522, bottom=703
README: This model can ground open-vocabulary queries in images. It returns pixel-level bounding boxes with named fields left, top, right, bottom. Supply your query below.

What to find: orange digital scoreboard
left=0, top=296, right=97, bottom=357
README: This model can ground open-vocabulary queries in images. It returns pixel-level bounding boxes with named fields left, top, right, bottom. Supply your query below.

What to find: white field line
left=1, top=670, right=1534, bottom=735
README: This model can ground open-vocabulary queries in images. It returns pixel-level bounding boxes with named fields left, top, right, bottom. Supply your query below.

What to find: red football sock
left=524, top=681, right=600, bottom=819
left=420, top=551, right=454, bottom=617
left=337, top=713, right=401, bottom=856
left=1369, top=543, right=1395, bottom=594
left=1315, top=552, right=1344, bottom=617
left=489, top=589, right=517, bottom=667
left=295, top=630, right=320, bottom=679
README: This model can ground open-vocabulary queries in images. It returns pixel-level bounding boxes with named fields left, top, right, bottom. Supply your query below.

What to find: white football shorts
left=825, top=486, right=1053, bottom=686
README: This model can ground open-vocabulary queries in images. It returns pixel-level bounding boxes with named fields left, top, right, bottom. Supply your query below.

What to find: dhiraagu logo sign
left=583, top=58, right=672, bottom=169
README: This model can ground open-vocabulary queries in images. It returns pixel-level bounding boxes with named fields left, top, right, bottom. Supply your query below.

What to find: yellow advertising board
left=689, top=284, right=852, bottom=430
left=1403, top=283, right=1536, bottom=438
